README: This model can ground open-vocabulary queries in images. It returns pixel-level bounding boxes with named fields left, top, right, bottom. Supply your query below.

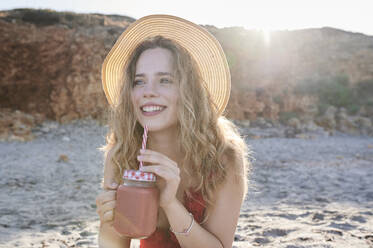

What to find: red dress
left=140, top=188, right=206, bottom=248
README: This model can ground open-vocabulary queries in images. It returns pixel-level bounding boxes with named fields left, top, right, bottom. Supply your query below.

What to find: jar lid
left=123, top=169, right=156, bottom=182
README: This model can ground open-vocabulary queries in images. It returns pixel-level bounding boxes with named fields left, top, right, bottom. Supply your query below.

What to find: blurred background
left=1, top=0, right=373, bottom=137
left=0, top=1, right=372, bottom=248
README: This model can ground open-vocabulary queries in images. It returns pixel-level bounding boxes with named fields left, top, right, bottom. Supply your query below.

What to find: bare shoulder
left=208, top=148, right=246, bottom=208
left=200, top=150, right=246, bottom=247
left=222, top=148, right=246, bottom=187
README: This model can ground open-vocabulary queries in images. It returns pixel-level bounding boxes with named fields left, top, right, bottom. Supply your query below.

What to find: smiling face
left=131, top=47, right=180, bottom=132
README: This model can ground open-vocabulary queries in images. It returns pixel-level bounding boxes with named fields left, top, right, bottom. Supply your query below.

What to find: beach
left=0, top=118, right=372, bottom=248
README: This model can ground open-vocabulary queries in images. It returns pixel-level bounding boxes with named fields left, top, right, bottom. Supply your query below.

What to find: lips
left=140, top=101, right=166, bottom=107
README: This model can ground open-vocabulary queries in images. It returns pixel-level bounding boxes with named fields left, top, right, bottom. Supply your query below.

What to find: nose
left=142, top=80, right=159, bottom=97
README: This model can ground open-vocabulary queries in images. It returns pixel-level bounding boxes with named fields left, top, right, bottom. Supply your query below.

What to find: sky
left=1, top=0, right=373, bottom=36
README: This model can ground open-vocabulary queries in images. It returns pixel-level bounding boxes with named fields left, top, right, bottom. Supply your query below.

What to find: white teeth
left=142, top=106, right=165, bottom=112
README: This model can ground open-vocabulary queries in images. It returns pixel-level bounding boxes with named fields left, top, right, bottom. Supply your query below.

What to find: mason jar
left=113, top=169, right=159, bottom=239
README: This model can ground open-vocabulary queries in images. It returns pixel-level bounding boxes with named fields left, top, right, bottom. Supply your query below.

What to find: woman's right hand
left=96, top=182, right=118, bottom=225
left=97, top=183, right=132, bottom=247
left=97, top=148, right=121, bottom=225
left=97, top=150, right=131, bottom=247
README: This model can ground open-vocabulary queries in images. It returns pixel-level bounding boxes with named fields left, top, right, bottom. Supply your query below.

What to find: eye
left=133, top=80, right=143, bottom=86
left=161, top=78, right=172, bottom=83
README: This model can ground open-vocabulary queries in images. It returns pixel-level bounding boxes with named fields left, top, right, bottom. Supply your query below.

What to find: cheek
left=173, top=93, right=180, bottom=108
left=174, top=97, right=180, bottom=109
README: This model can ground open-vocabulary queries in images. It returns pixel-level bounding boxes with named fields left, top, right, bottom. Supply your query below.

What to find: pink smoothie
left=113, top=182, right=159, bottom=239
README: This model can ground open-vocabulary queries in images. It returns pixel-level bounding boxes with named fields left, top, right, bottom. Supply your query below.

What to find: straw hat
left=101, top=14, right=231, bottom=116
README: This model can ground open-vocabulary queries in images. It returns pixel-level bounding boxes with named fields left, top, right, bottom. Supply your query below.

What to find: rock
left=270, top=119, right=282, bottom=128
left=79, top=231, right=95, bottom=237
left=326, top=106, right=338, bottom=117
left=295, top=133, right=311, bottom=139
left=359, top=105, right=373, bottom=119
left=75, top=240, right=92, bottom=246
left=40, top=126, right=50, bottom=133
left=312, top=213, right=325, bottom=221
left=0, top=108, right=45, bottom=142
left=0, top=12, right=110, bottom=124
left=315, top=106, right=337, bottom=130
left=355, top=116, right=372, bottom=129
left=12, top=120, right=31, bottom=136
left=336, top=108, right=359, bottom=135
left=9, top=134, right=33, bottom=142
left=1, top=9, right=373, bottom=137
left=57, top=154, right=69, bottom=163
left=357, top=106, right=368, bottom=116
left=262, top=228, right=291, bottom=237
left=351, top=215, right=366, bottom=223
left=61, top=229, right=72, bottom=235
left=247, top=127, right=285, bottom=138
left=234, top=234, right=246, bottom=241
left=252, top=117, right=269, bottom=128
left=328, top=222, right=357, bottom=231
left=302, top=121, right=319, bottom=132
left=299, top=104, right=319, bottom=123
left=234, top=119, right=250, bottom=128
left=355, top=116, right=373, bottom=136
left=300, top=121, right=331, bottom=137
left=40, top=122, right=59, bottom=133
left=336, top=107, right=348, bottom=118
left=240, top=120, right=251, bottom=128
left=253, top=237, right=270, bottom=244
left=288, top=117, right=301, bottom=129
left=284, top=128, right=296, bottom=138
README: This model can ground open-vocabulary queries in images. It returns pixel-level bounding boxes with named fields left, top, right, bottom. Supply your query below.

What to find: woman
left=95, top=15, right=252, bottom=248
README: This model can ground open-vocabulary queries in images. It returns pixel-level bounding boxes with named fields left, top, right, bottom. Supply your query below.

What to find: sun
left=261, top=28, right=272, bottom=46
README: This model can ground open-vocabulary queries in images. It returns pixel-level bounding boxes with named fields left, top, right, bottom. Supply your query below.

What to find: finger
left=140, top=149, right=178, bottom=167
left=141, top=165, right=179, bottom=181
left=137, top=154, right=168, bottom=166
left=97, top=190, right=116, bottom=204
left=96, top=190, right=117, bottom=206
left=101, top=200, right=116, bottom=215
left=137, top=155, right=179, bottom=173
left=102, top=210, right=114, bottom=222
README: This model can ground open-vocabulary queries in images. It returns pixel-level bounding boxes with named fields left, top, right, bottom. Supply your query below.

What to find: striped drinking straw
left=139, top=125, right=148, bottom=170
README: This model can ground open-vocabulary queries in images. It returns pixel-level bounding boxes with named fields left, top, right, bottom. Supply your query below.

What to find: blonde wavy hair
left=99, top=35, right=252, bottom=224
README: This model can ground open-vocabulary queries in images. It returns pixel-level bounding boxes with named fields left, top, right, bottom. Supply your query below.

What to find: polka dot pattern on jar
left=123, top=169, right=156, bottom=182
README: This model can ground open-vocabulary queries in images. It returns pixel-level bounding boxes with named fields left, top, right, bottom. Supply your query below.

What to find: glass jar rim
left=122, top=178, right=156, bottom=188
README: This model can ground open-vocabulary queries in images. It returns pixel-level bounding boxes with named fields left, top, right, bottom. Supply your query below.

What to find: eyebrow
left=135, top=72, right=174, bottom=77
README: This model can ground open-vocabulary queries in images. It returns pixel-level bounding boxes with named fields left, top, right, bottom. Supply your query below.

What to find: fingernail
left=111, top=183, right=118, bottom=188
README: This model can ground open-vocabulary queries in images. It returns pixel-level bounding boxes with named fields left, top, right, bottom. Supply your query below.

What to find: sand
left=0, top=118, right=372, bottom=248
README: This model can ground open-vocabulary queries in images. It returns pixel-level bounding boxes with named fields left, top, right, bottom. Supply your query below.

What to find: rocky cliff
left=1, top=9, right=373, bottom=141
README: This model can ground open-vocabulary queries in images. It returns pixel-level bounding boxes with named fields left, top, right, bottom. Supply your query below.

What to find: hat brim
left=102, top=14, right=231, bottom=116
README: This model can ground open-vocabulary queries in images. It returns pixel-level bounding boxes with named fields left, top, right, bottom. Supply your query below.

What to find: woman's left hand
left=137, top=149, right=181, bottom=208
